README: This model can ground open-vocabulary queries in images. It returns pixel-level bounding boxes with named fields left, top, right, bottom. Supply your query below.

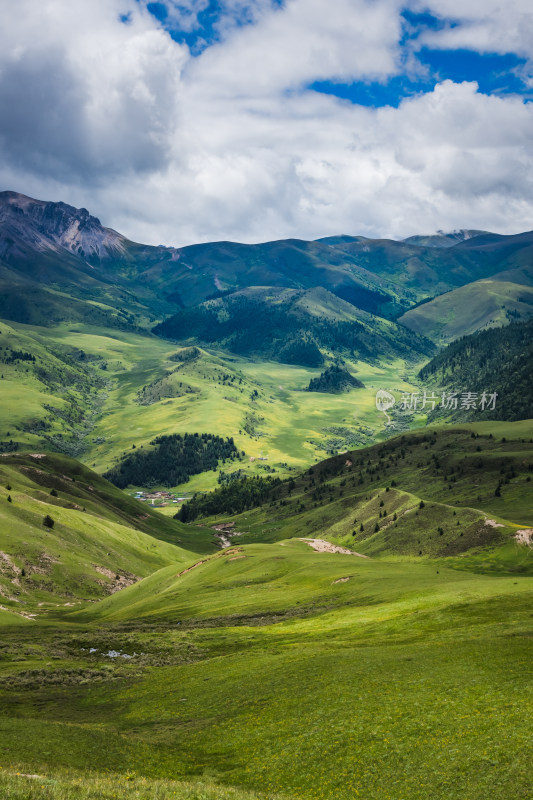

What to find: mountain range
left=2, top=190, right=533, bottom=335
left=1, top=188, right=533, bottom=482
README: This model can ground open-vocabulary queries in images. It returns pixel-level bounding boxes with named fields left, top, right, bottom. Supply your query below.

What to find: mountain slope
left=419, top=318, right=533, bottom=422
left=0, top=320, right=109, bottom=456
left=80, top=421, right=533, bottom=626
left=398, top=279, right=533, bottom=343
left=0, top=191, right=178, bottom=325
left=153, top=285, right=435, bottom=365
left=402, top=229, right=488, bottom=248
left=0, top=451, right=217, bottom=550
left=3, top=191, right=533, bottom=331
left=176, top=422, right=533, bottom=535
left=0, top=451, right=219, bottom=619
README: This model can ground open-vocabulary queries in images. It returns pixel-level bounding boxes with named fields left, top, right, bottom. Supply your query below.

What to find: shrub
left=43, top=514, right=55, bottom=528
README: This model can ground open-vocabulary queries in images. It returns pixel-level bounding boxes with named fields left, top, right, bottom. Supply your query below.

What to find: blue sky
left=1, top=0, right=532, bottom=246
left=143, top=2, right=533, bottom=106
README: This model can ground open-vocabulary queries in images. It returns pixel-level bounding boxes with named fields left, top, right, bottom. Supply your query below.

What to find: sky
left=0, top=0, right=532, bottom=246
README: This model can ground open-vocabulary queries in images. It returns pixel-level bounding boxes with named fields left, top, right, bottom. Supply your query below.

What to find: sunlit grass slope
left=0, top=426, right=530, bottom=800
left=190, top=420, right=533, bottom=539
left=398, top=279, right=533, bottom=343
left=0, top=451, right=217, bottom=618
left=71, top=537, right=530, bottom=625
left=0, top=768, right=285, bottom=800
left=4, top=321, right=427, bottom=489
left=0, top=320, right=107, bottom=451
left=0, top=541, right=530, bottom=800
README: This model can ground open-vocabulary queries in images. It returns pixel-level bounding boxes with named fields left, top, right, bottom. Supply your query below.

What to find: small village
left=133, top=490, right=190, bottom=508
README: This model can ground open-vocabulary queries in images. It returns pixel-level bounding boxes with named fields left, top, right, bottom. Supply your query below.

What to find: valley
left=0, top=319, right=430, bottom=492
left=0, top=422, right=531, bottom=800
left=0, top=191, right=532, bottom=800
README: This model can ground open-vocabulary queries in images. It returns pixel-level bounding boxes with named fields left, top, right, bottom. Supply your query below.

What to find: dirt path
left=177, top=559, right=209, bottom=577
left=298, top=539, right=369, bottom=558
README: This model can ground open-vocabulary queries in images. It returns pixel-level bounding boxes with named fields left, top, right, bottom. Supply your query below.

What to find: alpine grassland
left=0, top=320, right=428, bottom=490
left=1, top=196, right=533, bottom=798
left=0, top=422, right=531, bottom=800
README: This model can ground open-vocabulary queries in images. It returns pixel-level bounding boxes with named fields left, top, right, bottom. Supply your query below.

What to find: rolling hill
left=398, top=279, right=533, bottom=343
left=1, top=192, right=533, bottom=800
left=153, top=285, right=435, bottom=366
left=0, top=423, right=531, bottom=800
left=175, top=421, right=533, bottom=535
left=0, top=450, right=219, bottom=622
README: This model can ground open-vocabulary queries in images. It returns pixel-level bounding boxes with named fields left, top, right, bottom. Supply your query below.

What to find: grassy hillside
left=177, top=422, right=533, bottom=553
left=0, top=424, right=531, bottom=799
left=0, top=452, right=217, bottom=617
left=72, top=534, right=529, bottom=625
left=0, top=320, right=108, bottom=456
left=2, top=193, right=532, bottom=800
left=0, top=537, right=530, bottom=799
left=398, top=279, right=533, bottom=343
left=0, top=770, right=281, bottom=800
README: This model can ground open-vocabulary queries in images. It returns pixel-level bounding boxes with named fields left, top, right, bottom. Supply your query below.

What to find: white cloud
left=189, top=0, right=403, bottom=96
left=0, top=0, right=532, bottom=247
left=410, top=0, right=533, bottom=62
left=0, top=0, right=187, bottom=181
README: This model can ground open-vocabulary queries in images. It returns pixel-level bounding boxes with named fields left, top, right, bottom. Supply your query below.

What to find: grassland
left=0, top=769, right=284, bottom=800
left=0, top=422, right=531, bottom=799
left=398, top=279, right=533, bottom=344
left=0, top=539, right=531, bottom=800
left=0, top=321, right=108, bottom=455
left=176, top=420, right=533, bottom=549
left=0, top=320, right=429, bottom=492
left=0, top=452, right=217, bottom=620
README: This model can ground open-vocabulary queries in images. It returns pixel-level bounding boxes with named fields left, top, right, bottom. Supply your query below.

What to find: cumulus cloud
left=189, top=0, right=403, bottom=96
left=0, top=0, right=532, bottom=245
left=0, top=0, right=187, bottom=181
left=410, top=0, right=533, bottom=61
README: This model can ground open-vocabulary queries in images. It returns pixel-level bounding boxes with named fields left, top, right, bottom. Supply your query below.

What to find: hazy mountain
left=402, top=229, right=488, bottom=248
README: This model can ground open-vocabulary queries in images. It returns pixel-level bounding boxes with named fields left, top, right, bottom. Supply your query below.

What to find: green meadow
left=1, top=316, right=532, bottom=800
left=1, top=321, right=428, bottom=492
left=0, top=541, right=531, bottom=800
left=399, top=279, right=533, bottom=344
left=0, top=422, right=532, bottom=800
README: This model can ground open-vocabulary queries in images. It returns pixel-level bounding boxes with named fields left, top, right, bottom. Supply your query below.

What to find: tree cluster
left=307, top=365, right=364, bottom=393
left=176, top=474, right=281, bottom=521
left=104, top=432, right=240, bottom=489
